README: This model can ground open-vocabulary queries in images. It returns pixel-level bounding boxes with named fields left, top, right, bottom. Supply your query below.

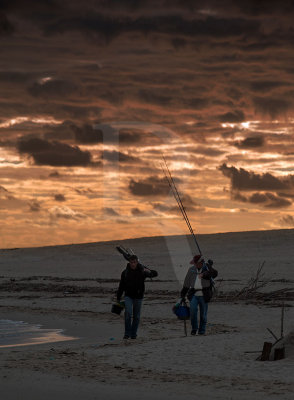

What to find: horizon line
left=1, top=227, right=293, bottom=251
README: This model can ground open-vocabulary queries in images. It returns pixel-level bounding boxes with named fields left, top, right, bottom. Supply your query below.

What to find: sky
left=1, top=0, right=294, bottom=248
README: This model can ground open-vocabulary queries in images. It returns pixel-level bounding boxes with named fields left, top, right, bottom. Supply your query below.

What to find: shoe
left=198, top=332, right=205, bottom=335
left=191, top=330, right=197, bottom=335
left=123, top=335, right=130, bottom=339
left=131, top=335, right=137, bottom=339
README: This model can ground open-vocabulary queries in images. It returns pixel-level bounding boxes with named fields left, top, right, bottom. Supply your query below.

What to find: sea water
left=0, top=319, right=76, bottom=348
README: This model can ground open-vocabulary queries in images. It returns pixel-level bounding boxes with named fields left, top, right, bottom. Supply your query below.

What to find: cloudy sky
left=1, top=0, right=294, bottom=248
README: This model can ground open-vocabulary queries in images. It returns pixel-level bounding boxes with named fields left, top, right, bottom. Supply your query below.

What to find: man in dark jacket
left=117, top=255, right=158, bottom=339
left=180, top=255, right=218, bottom=336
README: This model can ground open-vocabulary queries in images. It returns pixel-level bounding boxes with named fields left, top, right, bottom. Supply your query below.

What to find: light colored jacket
left=182, top=265, right=211, bottom=290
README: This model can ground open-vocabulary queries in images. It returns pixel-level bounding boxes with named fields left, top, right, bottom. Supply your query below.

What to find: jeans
left=190, top=295, right=208, bottom=334
left=124, top=296, right=143, bottom=337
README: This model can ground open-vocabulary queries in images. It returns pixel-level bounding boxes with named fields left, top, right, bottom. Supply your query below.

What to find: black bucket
left=111, top=302, right=124, bottom=315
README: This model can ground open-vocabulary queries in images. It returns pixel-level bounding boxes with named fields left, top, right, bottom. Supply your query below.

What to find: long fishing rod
left=161, top=164, right=194, bottom=238
left=161, top=156, right=195, bottom=240
left=161, top=156, right=202, bottom=255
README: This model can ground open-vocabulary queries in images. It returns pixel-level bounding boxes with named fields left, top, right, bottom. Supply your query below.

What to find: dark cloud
left=103, top=150, right=140, bottom=164
left=234, top=136, right=264, bottom=148
left=219, top=163, right=294, bottom=191
left=277, top=191, right=294, bottom=199
left=43, top=121, right=75, bottom=142
left=279, top=214, right=294, bottom=226
left=130, top=207, right=152, bottom=216
left=116, top=128, right=165, bottom=147
left=232, top=191, right=292, bottom=208
left=218, top=110, right=245, bottom=122
left=231, top=191, right=248, bottom=203
left=0, top=12, right=14, bottom=35
left=118, top=129, right=145, bottom=144
left=28, top=199, right=41, bottom=212
left=28, top=79, right=77, bottom=99
left=72, top=124, right=103, bottom=144
left=129, top=176, right=169, bottom=196
left=253, top=96, right=293, bottom=118
left=0, top=185, right=9, bottom=193
left=183, top=97, right=209, bottom=109
left=138, top=89, right=172, bottom=106
left=44, top=14, right=261, bottom=44
left=102, top=207, right=120, bottom=217
left=193, top=146, right=226, bottom=157
left=152, top=193, right=205, bottom=213
left=54, top=194, right=66, bottom=202
left=18, top=138, right=92, bottom=166
left=74, top=188, right=101, bottom=199
left=249, top=80, right=288, bottom=93
left=56, top=105, right=102, bottom=121
left=235, top=0, right=294, bottom=16
left=0, top=70, right=34, bottom=83
left=119, top=128, right=146, bottom=145
left=49, top=171, right=61, bottom=178
left=2, top=0, right=293, bottom=20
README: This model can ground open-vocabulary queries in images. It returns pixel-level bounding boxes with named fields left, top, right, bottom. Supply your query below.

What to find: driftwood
left=267, top=328, right=278, bottom=341
left=214, top=263, right=293, bottom=303
left=274, top=347, right=285, bottom=360
left=256, top=305, right=286, bottom=361
left=259, top=342, right=272, bottom=361
left=233, top=261, right=270, bottom=299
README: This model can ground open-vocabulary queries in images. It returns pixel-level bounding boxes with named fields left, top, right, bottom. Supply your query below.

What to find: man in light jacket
left=180, top=255, right=218, bottom=336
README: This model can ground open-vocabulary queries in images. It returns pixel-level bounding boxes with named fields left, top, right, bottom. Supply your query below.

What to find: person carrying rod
left=161, top=156, right=218, bottom=334
left=116, top=254, right=158, bottom=340
left=180, top=255, right=218, bottom=335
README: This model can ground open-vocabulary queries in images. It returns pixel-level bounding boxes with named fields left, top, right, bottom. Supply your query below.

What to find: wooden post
left=260, top=342, right=272, bottom=361
left=274, top=347, right=285, bottom=360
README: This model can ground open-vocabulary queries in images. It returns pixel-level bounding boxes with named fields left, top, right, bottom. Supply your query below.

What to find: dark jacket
left=180, top=262, right=218, bottom=303
left=116, top=263, right=158, bottom=300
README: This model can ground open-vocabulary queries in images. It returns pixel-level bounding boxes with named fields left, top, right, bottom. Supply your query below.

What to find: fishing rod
left=116, top=245, right=153, bottom=273
left=161, top=156, right=202, bottom=255
left=161, top=156, right=196, bottom=241
left=161, top=164, right=194, bottom=237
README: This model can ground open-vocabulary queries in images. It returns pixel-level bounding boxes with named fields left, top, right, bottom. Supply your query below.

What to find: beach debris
left=233, top=261, right=270, bottom=299
left=267, top=328, right=278, bottom=341
left=257, top=303, right=286, bottom=361
left=260, top=342, right=272, bottom=361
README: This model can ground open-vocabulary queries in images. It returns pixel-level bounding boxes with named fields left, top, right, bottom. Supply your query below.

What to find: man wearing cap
left=180, top=255, right=218, bottom=335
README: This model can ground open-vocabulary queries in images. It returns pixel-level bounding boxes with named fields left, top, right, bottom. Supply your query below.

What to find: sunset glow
left=1, top=2, right=294, bottom=248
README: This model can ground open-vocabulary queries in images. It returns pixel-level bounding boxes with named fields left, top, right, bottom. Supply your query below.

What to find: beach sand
left=0, top=229, right=293, bottom=399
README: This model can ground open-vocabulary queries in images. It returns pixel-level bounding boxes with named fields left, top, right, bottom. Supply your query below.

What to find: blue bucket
left=173, top=304, right=190, bottom=320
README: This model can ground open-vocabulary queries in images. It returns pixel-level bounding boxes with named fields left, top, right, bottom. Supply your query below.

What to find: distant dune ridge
left=1, top=228, right=294, bottom=276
